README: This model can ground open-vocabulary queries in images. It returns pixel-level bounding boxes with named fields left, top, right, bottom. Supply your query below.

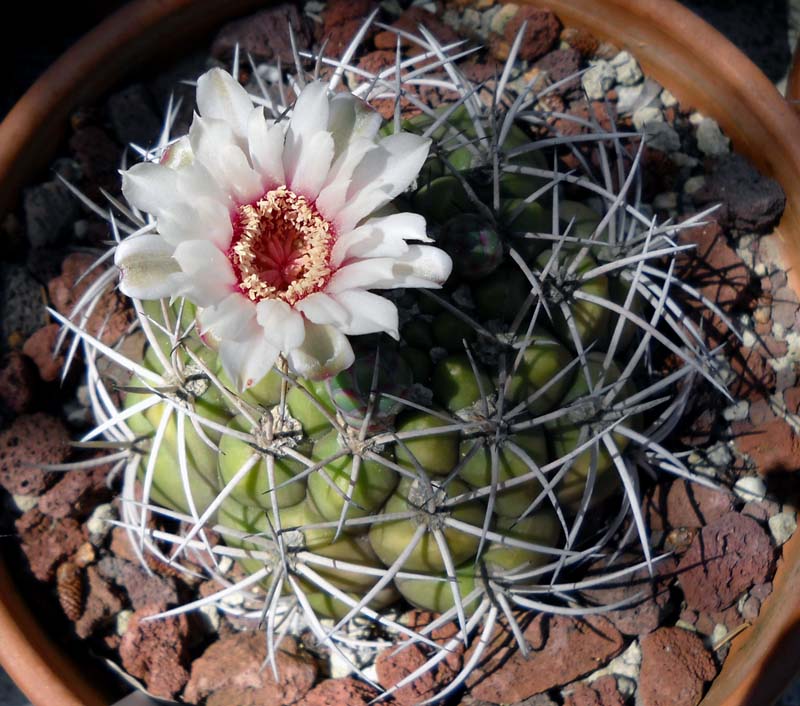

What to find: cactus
left=54, top=16, right=735, bottom=704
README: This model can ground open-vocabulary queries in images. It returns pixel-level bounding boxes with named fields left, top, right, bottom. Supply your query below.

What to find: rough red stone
left=732, top=413, right=800, bottom=474
left=655, top=481, right=736, bottom=530
left=21, top=324, right=63, bottom=382
left=639, top=628, right=717, bottom=706
left=581, top=555, right=677, bottom=636
left=465, top=614, right=625, bottom=703
left=116, top=560, right=180, bottom=612
left=693, top=153, right=786, bottom=233
left=534, top=48, right=581, bottom=94
left=47, top=253, right=132, bottom=345
left=400, top=610, right=463, bottom=672
left=15, top=509, right=84, bottom=581
left=0, top=413, right=68, bottom=496
left=563, top=676, right=625, bottom=706
left=560, top=27, right=599, bottom=58
left=376, top=641, right=457, bottom=706
left=297, top=677, right=379, bottom=706
left=503, top=7, right=561, bottom=61
left=676, top=219, right=750, bottom=310
left=677, top=512, right=775, bottom=612
left=183, top=633, right=317, bottom=706
left=109, top=525, right=143, bottom=564
left=38, top=458, right=113, bottom=518
left=120, top=605, right=191, bottom=700
left=212, top=4, right=311, bottom=63
left=74, top=565, right=124, bottom=639
left=0, top=352, right=39, bottom=414
left=375, top=7, right=459, bottom=52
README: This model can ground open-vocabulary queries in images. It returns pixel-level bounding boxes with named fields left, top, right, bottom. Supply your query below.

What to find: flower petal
left=256, top=299, right=306, bottom=350
left=198, top=292, right=257, bottom=341
left=122, top=162, right=180, bottom=216
left=335, top=132, right=431, bottom=231
left=288, top=129, right=335, bottom=200
left=115, top=233, right=180, bottom=300
left=327, top=92, right=382, bottom=158
left=332, top=290, right=399, bottom=338
left=283, top=82, right=331, bottom=191
left=315, top=137, right=377, bottom=221
left=171, top=240, right=236, bottom=307
left=248, top=108, right=286, bottom=187
left=219, top=334, right=280, bottom=391
left=387, top=244, right=453, bottom=288
left=158, top=197, right=232, bottom=249
left=189, top=116, right=262, bottom=202
left=331, top=212, right=430, bottom=266
left=287, top=322, right=354, bottom=380
left=326, top=258, right=397, bottom=294
left=294, top=292, right=349, bottom=326
left=197, top=68, right=254, bottom=138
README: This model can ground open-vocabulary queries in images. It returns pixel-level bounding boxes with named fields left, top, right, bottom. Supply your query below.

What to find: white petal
left=327, top=92, right=382, bottom=158
left=219, top=335, right=279, bottom=391
left=315, top=138, right=377, bottom=220
left=121, top=163, right=180, bottom=216
left=294, top=292, right=349, bottom=326
left=198, top=293, right=257, bottom=341
left=388, top=245, right=453, bottom=289
left=158, top=197, right=232, bottom=249
left=326, top=258, right=396, bottom=294
left=189, top=116, right=262, bottom=202
left=115, top=234, right=180, bottom=300
left=287, top=322, right=354, bottom=381
left=197, top=68, right=254, bottom=138
left=172, top=240, right=236, bottom=307
left=255, top=299, right=306, bottom=350
left=288, top=130, right=335, bottom=200
left=248, top=108, right=286, bottom=187
left=175, top=161, right=228, bottom=204
left=283, top=82, right=331, bottom=189
left=335, top=132, right=430, bottom=231
left=331, top=212, right=430, bottom=266
left=161, top=136, right=194, bottom=169
left=332, top=290, right=399, bottom=338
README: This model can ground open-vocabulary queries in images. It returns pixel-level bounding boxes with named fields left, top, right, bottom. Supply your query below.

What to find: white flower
left=115, top=69, right=452, bottom=389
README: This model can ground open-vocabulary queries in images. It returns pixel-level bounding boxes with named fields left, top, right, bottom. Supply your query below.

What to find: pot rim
left=1, top=1, right=799, bottom=706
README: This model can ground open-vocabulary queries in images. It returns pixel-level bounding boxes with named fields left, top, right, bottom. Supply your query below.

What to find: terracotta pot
left=1, top=1, right=798, bottom=705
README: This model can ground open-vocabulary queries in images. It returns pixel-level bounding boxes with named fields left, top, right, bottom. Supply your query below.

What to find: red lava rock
left=581, top=555, right=677, bottom=636
left=666, top=482, right=736, bottom=529
left=693, top=153, right=786, bottom=233
left=69, top=126, right=121, bottom=196
left=0, top=352, right=39, bottom=414
left=21, top=324, right=63, bottom=382
left=563, top=675, right=625, bottom=706
left=732, top=413, right=800, bottom=474
left=212, top=4, right=311, bottom=64
left=376, top=641, right=457, bottom=706
left=117, top=560, right=180, bottom=612
left=560, top=26, right=599, bottom=58
left=48, top=253, right=132, bottom=345
left=375, top=7, right=459, bottom=53
left=460, top=56, right=504, bottom=85
left=534, top=48, right=581, bottom=94
left=38, top=458, right=112, bottom=518
left=676, top=219, right=750, bottom=310
left=297, top=677, right=379, bottom=706
left=503, top=7, right=561, bottom=61
left=750, top=581, right=773, bottom=602
left=0, top=413, right=68, bottom=496
left=639, top=628, right=717, bottom=706
left=120, top=604, right=191, bottom=700
left=678, top=512, right=775, bottom=612
left=74, top=565, right=124, bottom=639
left=15, top=509, right=84, bottom=581
left=183, top=633, right=317, bottom=706
left=465, top=614, right=625, bottom=703
left=109, top=525, right=143, bottom=564
left=401, top=610, right=464, bottom=672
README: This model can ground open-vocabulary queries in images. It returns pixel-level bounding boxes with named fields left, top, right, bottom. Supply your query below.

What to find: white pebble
left=86, top=503, right=116, bottom=542
left=683, top=175, right=706, bottom=195
left=220, top=590, right=245, bottom=607
left=653, top=192, right=678, bottom=210
left=633, top=105, right=663, bottom=131
left=461, top=8, right=481, bottom=32
left=490, top=3, right=519, bottom=34
left=586, top=641, right=641, bottom=685
left=12, top=494, right=38, bottom=513
left=723, top=400, right=750, bottom=422
left=696, top=118, right=730, bottom=156
left=734, top=476, right=767, bottom=502
left=742, top=330, right=757, bottom=349
left=670, top=152, right=700, bottom=168
left=769, top=511, right=797, bottom=546
left=217, top=556, right=234, bottom=575
left=610, top=51, right=643, bottom=86
left=660, top=88, right=678, bottom=107
left=689, top=111, right=706, bottom=126
left=199, top=604, right=220, bottom=634
left=116, top=610, right=134, bottom=636
left=616, top=84, right=644, bottom=115
left=582, top=60, right=616, bottom=100
left=709, top=623, right=728, bottom=647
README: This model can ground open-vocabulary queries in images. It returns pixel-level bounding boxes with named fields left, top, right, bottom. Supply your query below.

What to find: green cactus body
left=474, top=265, right=529, bottom=322
left=482, top=511, right=561, bottom=573
left=432, top=354, right=490, bottom=412
left=368, top=478, right=484, bottom=572
left=286, top=379, right=336, bottom=437
left=458, top=431, right=548, bottom=517
left=394, top=565, right=480, bottom=615
left=307, top=429, right=398, bottom=528
left=394, top=411, right=459, bottom=476
left=217, top=414, right=308, bottom=510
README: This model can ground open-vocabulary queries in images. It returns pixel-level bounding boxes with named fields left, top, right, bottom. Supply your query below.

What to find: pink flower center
left=227, top=186, right=335, bottom=305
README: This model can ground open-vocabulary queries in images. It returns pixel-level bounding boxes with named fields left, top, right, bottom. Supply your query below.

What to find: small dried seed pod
left=56, top=562, right=84, bottom=621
